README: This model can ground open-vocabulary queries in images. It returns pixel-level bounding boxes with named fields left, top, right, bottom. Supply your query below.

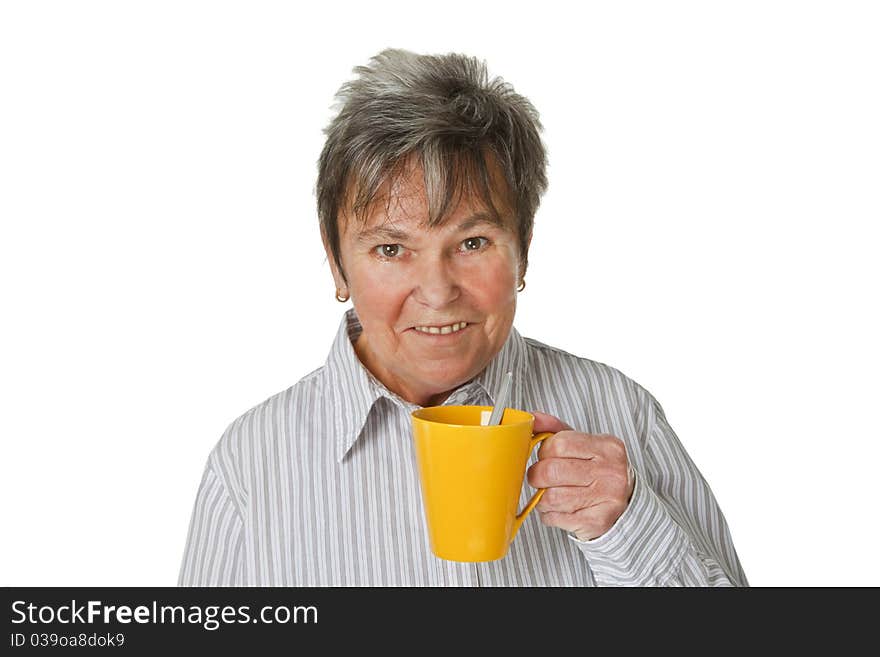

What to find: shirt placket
left=393, top=391, right=484, bottom=587
left=444, top=384, right=488, bottom=586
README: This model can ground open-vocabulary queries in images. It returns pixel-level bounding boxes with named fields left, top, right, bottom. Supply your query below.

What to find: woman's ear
left=519, top=230, right=533, bottom=280
left=322, top=230, right=349, bottom=292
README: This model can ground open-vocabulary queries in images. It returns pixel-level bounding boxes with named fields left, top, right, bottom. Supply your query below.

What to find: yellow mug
left=410, top=405, right=554, bottom=562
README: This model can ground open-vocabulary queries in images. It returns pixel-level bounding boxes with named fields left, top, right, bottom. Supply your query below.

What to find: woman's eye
left=461, top=236, right=489, bottom=252
left=375, top=244, right=404, bottom=258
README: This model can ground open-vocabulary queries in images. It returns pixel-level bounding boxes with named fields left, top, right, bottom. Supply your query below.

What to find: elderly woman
left=179, top=49, right=747, bottom=586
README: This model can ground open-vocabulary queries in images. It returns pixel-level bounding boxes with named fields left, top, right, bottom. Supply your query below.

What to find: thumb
left=530, top=410, right=573, bottom=434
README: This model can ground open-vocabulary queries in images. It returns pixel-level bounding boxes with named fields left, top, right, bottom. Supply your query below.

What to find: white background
left=1, top=1, right=877, bottom=587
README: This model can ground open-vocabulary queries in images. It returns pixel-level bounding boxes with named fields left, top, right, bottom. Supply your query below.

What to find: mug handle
left=510, top=431, right=555, bottom=541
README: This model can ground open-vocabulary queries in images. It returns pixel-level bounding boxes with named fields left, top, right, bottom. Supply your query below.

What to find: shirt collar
left=323, top=308, right=529, bottom=462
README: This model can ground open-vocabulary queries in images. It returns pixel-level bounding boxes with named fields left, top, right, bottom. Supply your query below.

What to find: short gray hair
left=316, top=48, right=548, bottom=285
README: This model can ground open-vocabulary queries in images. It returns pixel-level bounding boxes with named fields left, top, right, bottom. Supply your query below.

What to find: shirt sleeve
left=177, top=454, right=246, bottom=586
left=568, top=396, right=748, bottom=587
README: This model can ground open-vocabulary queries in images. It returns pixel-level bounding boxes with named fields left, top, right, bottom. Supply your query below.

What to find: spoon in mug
left=486, top=371, right=513, bottom=426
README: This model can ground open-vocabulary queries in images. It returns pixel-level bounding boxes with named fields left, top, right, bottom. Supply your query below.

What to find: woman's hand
left=527, top=411, right=635, bottom=541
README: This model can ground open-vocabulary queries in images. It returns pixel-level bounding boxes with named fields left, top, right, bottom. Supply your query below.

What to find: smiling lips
left=412, top=321, right=469, bottom=335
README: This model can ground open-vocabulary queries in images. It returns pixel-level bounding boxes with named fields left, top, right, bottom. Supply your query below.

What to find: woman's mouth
left=407, top=322, right=475, bottom=344
left=411, top=321, right=468, bottom=335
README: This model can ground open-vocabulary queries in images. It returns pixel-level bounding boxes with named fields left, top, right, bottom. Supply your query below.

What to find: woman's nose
left=413, top=255, right=461, bottom=307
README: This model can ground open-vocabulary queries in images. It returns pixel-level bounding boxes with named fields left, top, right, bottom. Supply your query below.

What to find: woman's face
left=325, top=162, right=527, bottom=407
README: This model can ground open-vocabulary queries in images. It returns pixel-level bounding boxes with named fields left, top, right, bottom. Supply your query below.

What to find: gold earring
left=335, top=290, right=349, bottom=303
left=517, top=279, right=526, bottom=292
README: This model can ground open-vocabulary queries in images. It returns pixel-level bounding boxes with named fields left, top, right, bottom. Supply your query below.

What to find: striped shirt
left=178, top=309, right=747, bottom=586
